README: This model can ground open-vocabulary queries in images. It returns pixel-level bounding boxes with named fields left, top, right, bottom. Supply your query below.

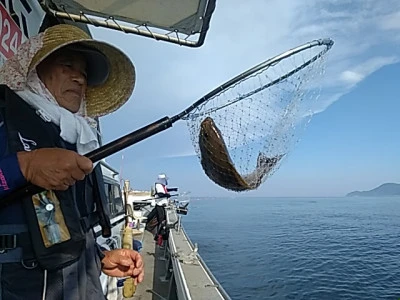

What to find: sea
left=183, top=197, right=400, bottom=300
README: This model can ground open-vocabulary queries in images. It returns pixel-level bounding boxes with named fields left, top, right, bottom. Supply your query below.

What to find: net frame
left=181, top=38, right=334, bottom=120
left=182, top=38, right=334, bottom=190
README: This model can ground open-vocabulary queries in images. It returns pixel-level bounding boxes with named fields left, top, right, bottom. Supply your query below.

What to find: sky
left=90, top=0, right=400, bottom=197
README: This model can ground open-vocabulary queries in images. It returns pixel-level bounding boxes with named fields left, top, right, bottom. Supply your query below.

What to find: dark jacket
left=0, top=85, right=110, bottom=299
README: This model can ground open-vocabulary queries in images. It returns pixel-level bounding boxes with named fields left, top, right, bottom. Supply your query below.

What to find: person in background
left=0, top=24, right=143, bottom=299
left=154, top=173, right=178, bottom=199
left=154, top=174, right=170, bottom=198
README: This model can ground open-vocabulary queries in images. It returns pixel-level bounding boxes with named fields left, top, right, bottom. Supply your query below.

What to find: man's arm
left=0, top=118, right=27, bottom=197
left=0, top=154, right=27, bottom=197
left=0, top=115, right=93, bottom=197
left=95, top=242, right=144, bottom=284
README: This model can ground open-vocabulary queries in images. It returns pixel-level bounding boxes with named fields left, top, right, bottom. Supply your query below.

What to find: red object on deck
left=157, top=234, right=163, bottom=246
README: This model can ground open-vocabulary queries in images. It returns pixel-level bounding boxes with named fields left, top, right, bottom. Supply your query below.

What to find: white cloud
left=379, top=11, right=400, bottom=30
left=91, top=1, right=400, bottom=193
left=162, top=150, right=196, bottom=159
left=95, top=1, right=400, bottom=127
left=340, top=56, right=399, bottom=86
left=340, top=70, right=364, bottom=85
left=311, top=93, right=344, bottom=115
left=284, top=1, right=400, bottom=119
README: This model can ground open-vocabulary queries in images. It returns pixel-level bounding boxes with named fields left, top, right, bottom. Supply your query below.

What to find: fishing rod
left=1, top=116, right=174, bottom=207
left=0, top=38, right=333, bottom=208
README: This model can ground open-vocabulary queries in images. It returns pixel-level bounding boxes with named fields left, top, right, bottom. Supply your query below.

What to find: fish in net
left=184, top=39, right=333, bottom=191
left=199, top=116, right=285, bottom=191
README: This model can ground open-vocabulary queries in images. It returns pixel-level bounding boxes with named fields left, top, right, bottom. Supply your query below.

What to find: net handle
left=0, top=38, right=333, bottom=205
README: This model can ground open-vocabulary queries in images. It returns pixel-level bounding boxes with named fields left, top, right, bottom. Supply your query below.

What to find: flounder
left=199, top=117, right=284, bottom=191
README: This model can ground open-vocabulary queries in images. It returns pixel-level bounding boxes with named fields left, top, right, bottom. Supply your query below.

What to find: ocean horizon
left=184, top=196, right=400, bottom=300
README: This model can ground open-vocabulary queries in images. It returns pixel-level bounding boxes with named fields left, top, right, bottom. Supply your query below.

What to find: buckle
left=0, top=234, right=17, bottom=252
left=21, top=258, right=38, bottom=269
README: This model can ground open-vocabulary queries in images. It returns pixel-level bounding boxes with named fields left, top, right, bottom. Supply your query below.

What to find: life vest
left=155, top=182, right=168, bottom=194
left=0, top=85, right=111, bottom=270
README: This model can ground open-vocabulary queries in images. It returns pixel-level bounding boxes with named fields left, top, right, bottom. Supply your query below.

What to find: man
left=154, top=173, right=178, bottom=198
left=0, top=24, right=143, bottom=299
left=154, top=174, right=171, bottom=198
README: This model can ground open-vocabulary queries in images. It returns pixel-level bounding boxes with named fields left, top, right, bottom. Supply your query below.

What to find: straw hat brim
left=29, top=24, right=135, bottom=117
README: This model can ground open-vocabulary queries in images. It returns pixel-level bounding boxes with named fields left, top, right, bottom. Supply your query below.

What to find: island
left=346, top=183, right=400, bottom=197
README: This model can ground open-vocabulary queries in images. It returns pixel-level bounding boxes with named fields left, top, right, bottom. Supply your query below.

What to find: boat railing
left=164, top=204, right=232, bottom=300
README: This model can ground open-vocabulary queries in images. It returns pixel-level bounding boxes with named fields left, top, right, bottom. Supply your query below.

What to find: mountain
left=346, top=183, right=400, bottom=197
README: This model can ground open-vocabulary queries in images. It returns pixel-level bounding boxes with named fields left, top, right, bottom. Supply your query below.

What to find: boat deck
left=127, top=229, right=168, bottom=299
left=127, top=205, right=230, bottom=300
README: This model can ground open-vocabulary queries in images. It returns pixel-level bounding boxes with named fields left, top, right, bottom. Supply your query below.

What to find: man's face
left=36, top=49, right=87, bottom=113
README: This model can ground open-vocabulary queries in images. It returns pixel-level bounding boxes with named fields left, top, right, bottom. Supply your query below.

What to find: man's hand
left=101, top=249, right=144, bottom=285
left=17, top=148, right=93, bottom=190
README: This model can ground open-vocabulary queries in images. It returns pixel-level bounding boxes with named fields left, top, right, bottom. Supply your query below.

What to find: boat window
left=103, top=182, right=124, bottom=218
left=104, top=183, right=113, bottom=215
left=112, top=184, right=124, bottom=216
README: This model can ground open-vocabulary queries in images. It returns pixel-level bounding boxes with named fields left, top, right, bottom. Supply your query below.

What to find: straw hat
left=29, top=24, right=135, bottom=117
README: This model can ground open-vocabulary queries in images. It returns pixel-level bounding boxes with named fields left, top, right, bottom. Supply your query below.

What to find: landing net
left=184, top=39, right=333, bottom=191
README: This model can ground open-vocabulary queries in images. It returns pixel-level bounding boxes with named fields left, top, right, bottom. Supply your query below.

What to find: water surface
left=184, top=197, right=400, bottom=300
